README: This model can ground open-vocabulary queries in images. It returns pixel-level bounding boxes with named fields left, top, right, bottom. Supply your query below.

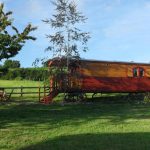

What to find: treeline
left=0, top=67, right=49, bottom=81
left=0, top=60, right=49, bottom=81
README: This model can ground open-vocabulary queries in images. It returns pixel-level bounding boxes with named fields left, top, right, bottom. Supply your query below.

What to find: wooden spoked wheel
left=64, top=93, right=87, bottom=102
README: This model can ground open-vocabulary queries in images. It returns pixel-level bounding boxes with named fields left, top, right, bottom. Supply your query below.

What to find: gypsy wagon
left=41, top=58, right=150, bottom=103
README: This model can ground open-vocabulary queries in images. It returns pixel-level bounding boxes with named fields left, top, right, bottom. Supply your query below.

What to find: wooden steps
left=40, top=90, right=58, bottom=104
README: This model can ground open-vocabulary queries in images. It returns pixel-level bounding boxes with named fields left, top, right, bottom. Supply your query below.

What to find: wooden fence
left=0, top=86, right=50, bottom=101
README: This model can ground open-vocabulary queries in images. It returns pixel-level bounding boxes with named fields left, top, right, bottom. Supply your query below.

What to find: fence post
left=44, top=85, right=46, bottom=98
left=39, top=86, right=41, bottom=102
left=21, top=86, right=23, bottom=97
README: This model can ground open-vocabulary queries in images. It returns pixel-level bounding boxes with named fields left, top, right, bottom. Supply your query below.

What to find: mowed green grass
left=1, top=80, right=150, bottom=149
left=1, top=102, right=150, bottom=150
left=0, top=80, right=43, bottom=87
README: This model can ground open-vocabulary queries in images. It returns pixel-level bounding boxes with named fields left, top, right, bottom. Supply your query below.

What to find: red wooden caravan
left=40, top=58, right=150, bottom=103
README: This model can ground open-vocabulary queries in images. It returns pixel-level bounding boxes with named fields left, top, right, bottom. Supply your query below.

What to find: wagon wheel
left=77, top=93, right=87, bottom=102
left=64, top=93, right=70, bottom=102
left=64, top=93, right=87, bottom=102
left=127, top=93, right=137, bottom=102
left=127, top=93, right=144, bottom=103
left=92, top=93, right=97, bottom=99
left=64, top=93, right=76, bottom=102
left=92, top=93, right=102, bottom=99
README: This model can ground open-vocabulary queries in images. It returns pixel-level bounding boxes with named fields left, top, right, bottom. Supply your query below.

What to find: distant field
left=1, top=103, right=150, bottom=150
left=0, top=80, right=44, bottom=87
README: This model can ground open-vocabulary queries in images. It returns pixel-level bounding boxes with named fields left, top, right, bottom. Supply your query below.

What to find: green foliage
left=14, top=76, right=22, bottom=81
left=41, top=0, right=90, bottom=89
left=0, top=3, right=37, bottom=61
left=42, top=60, right=49, bottom=67
left=0, top=65, right=8, bottom=76
left=3, top=59, right=20, bottom=68
left=0, top=67, right=49, bottom=81
left=43, top=0, right=90, bottom=58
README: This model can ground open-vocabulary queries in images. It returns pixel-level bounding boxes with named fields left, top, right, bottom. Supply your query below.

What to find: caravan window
left=139, top=68, right=144, bottom=77
left=133, top=68, right=138, bottom=77
left=133, top=67, right=144, bottom=77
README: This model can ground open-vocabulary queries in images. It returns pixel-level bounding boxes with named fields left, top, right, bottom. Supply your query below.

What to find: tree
left=42, top=60, right=49, bottom=67
left=43, top=0, right=90, bottom=68
left=0, top=3, right=37, bottom=61
left=3, top=59, right=20, bottom=68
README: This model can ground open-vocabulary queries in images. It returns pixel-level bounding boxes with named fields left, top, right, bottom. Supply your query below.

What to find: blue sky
left=1, top=0, right=150, bottom=67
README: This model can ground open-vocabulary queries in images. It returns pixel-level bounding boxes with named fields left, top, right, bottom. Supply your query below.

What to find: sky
left=1, top=0, right=150, bottom=67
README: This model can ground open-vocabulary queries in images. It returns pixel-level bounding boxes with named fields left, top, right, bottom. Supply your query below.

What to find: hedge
left=0, top=67, right=49, bottom=81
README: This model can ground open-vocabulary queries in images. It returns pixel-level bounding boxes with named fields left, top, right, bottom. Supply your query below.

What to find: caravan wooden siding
left=79, top=60, right=150, bottom=93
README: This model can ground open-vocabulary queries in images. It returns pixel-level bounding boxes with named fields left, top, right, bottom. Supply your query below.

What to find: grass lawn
left=0, top=80, right=43, bottom=87
left=1, top=80, right=150, bottom=149
left=1, top=102, right=150, bottom=150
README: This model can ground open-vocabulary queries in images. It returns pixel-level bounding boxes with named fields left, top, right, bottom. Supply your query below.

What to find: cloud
left=5, top=0, right=52, bottom=45
left=103, top=0, right=121, bottom=11
left=75, top=0, right=87, bottom=11
left=144, top=1, right=150, bottom=8
left=3, top=0, right=150, bottom=66
left=25, top=0, right=51, bottom=19
left=104, top=4, right=150, bottom=39
left=11, top=0, right=51, bottom=22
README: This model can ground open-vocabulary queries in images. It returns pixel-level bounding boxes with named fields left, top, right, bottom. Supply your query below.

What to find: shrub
left=0, top=67, right=49, bottom=81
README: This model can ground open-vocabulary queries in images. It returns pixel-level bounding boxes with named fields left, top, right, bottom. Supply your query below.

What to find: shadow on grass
left=10, top=96, right=39, bottom=102
left=1, top=100, right=150, bottom=129
left=86, top=93, right=144, bottom=103
left=19, top=133, right=150, bottom=150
